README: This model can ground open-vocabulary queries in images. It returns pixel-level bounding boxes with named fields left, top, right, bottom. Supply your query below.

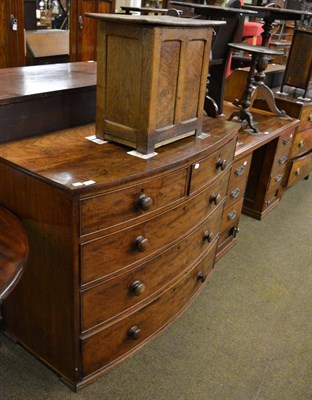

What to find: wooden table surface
left=223, top=102, right=300, bottom=159
left=0, top=61, right=97, bottom=104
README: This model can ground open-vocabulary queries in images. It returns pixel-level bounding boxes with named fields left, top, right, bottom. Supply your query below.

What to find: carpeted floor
left=0, top=179, right=311, bottom=400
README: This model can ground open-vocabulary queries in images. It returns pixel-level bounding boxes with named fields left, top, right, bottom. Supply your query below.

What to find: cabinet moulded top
left=85, top=13, right=226, bottom=28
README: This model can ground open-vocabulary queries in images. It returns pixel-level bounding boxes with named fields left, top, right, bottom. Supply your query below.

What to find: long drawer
left=80, top=170, right=230, bottom=284
left=80, top=168, right=188, bottom=236
left=286, top=151, right=312, bottom=187
left=81, top=206, right=223, bottom=332
left=81, top=242, right=217, bottom=377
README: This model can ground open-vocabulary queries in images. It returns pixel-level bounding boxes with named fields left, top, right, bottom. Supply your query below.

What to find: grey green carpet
left=0, top=179, right=311, bottom=400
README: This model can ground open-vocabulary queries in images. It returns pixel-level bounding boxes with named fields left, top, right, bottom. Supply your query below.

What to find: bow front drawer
left=81, top=206, right=222, bottom=331
left=286, top=151, right=312, bottom=187
left=189, top=138, right=236, bottom=193
left=80, top=168, right=188, bottom=235
left=80, top=170, right=229, bottom=284
left=298, top=108, right=312, bottom=132
left=290, top=129, right=312, bottom=158
left=81, top=242, right=217, bottom=378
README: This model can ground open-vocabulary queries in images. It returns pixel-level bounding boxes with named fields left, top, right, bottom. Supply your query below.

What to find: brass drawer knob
left=274, top=175, right=282, bottom=183
left=135, top=236, right=149, bottom=252
left=197, top=271, right=207, bottom=283
left=227, top=210, right=237, bottom=221
left=130, top=280, right=146, bottom=296
left=230, top=188, right=240, bottom=199
left=283, top=138, right=290, bottom=145
left=235, top=166, right=245, bottom=176
left=231, top=226, right=240, bottom=238
left=308, top=114, right=312, bottom=122
left=203, top=230, right=213, bottom=243
left=216, top=158, right=227, bottom=171
left=209, top=193, right=221, bottom=205
left=278, top=156, right=287, bottom=164
left=295, top=168, right=301, bottom=176
left=137, top=194, right=153, bottom=211
left=128, top=325, right=142, bottom=340
left=298, top=140, right=305, bottom=148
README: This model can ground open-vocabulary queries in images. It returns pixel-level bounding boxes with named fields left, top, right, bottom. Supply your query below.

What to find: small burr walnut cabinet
left=0, top=119, right=238, bottom=389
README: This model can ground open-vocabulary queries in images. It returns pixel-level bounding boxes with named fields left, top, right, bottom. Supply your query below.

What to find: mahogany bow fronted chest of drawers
left=0, top=119, right=238, bottom=389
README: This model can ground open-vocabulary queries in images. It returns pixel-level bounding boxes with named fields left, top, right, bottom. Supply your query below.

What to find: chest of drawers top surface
left=0, top=118, right=238, bottom=193
left=232, top=108, right=299, bottom=159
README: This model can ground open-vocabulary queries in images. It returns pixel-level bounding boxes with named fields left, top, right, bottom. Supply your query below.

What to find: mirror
left=24, top=0, right=70, bottom=30
left=24, top=0, right=70, bottom=65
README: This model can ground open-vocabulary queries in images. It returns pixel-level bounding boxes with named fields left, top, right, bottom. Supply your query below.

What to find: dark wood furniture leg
left=0, top=206, right=28, bottom=331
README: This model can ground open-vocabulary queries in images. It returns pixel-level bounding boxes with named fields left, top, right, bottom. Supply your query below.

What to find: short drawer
left=81, top=170, right=230, bottom=284
left=267, top=167, right=287, bottom=191
left=81, top=243, right=217, bottom=377
left=189, top=138, right=236, bottom=193
left=298, top=107, right=312, bottom=132
left=290, top=129, right=312, bottom=159
left=225, top=154, right=252, bottom=207
left=80, top=168, right=188, bottom=235
left=286, top=151, right=312, bottom=187
left=274, top=128, right=294, bottom=158
left=81, top=207, right=222, bottom=332
left=263, top=186, right=281, bottom=210
left=220, top=198, right=244, bottom=235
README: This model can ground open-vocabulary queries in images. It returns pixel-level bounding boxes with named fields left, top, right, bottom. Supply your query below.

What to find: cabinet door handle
left=10, top=15, right=18, bottom=31
left=78, top=15, right=84, bottom=29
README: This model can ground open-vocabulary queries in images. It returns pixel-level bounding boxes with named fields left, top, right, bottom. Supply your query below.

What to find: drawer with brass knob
left=219, top=198, right=244, bottom=237
left=274, top=129, right=294, bottom=158
left=267, top=164, right=289, bottom=191
left=81, top=242, right=217, bottom=378
left=80, top=168, right=188, bottom=235
left=80, top=207, right=223, bottom=332
left=286, top=151, right=312, bottom=187
left=189, top=138, right=236, bottom=193
left=225, top=154, right=252, bottom=209
left=298, top=108, right=312, bottom=132
left=80, top=170, right=230, bottom=284
left=290, top=129, right=312, bottom=158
